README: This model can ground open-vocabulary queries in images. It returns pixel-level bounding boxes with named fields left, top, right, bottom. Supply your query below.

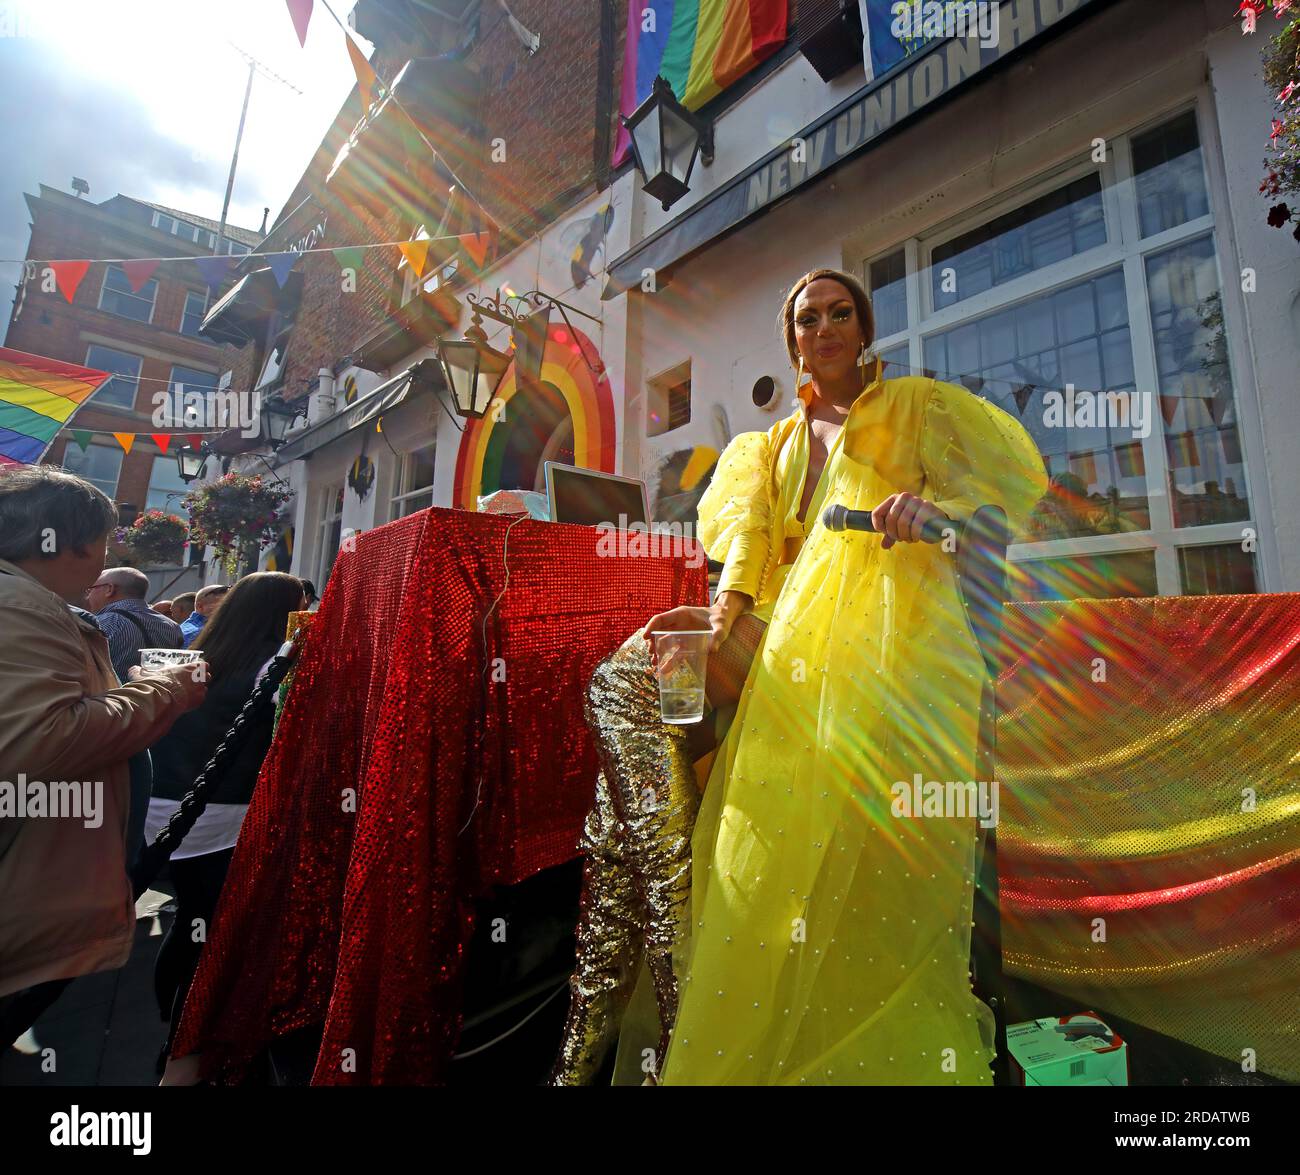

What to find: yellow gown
left=614, top=358, right=1047, bottom=1085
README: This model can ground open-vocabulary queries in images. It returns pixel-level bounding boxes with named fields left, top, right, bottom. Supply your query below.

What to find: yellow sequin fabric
left=613, top=367, right=1047, bottom=1084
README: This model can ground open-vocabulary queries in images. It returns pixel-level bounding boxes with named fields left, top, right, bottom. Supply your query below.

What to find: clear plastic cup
left=138, top=647, right=203, bottom=672
left=649, top=630, right=711, bottom=725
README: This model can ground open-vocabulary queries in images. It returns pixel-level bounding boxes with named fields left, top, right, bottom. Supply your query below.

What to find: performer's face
left=793, top=279, right=866, bottom=385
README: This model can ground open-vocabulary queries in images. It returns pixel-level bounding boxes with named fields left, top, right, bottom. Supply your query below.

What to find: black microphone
left=821, top=502, right=951, bottom=545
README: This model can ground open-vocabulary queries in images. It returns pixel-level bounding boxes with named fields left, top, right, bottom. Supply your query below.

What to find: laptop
left=544, top=461, right=650, bottom=530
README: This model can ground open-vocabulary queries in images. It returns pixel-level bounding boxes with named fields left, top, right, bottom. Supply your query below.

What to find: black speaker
left=797, top=0, right=865, bottom=83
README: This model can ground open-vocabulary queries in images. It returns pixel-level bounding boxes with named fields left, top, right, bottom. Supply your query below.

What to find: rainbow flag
left=614, top=0, right=788, bottom=164
left=0, top=347, right=109, bottom=469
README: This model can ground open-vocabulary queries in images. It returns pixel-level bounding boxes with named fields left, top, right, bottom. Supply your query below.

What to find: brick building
left=5, top=182, right=261, bottom=591
left=200, top=0, right=1298, bottom=606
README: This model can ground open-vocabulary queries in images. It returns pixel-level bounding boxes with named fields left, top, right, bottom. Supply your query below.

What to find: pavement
left=1, top=883, right=177, bottom=1087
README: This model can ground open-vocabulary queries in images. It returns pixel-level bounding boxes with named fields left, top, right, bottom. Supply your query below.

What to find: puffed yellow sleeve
left=921, top=379, right=1048, bottom=539
left=695, top=430, right=773, bottom=601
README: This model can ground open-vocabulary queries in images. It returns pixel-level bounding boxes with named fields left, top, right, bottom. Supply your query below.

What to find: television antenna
left=212, top=42, right=304, bottom=259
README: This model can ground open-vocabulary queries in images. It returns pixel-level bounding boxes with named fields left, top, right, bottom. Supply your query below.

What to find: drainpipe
left=309, top=368, right=336, bottom=425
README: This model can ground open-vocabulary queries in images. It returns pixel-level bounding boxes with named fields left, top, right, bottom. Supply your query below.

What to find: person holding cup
left=551, top=269, right=1047, bottom=1086
left=0, top=467, right=207, bottom=1039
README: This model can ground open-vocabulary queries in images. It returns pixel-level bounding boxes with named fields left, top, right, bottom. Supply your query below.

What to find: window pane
left=62, top=442, right=122, bottom=498
left=930, top=173, right=1105, bottom=311
left=878, top=341, right=910, bottom=377
left=145, top=454, right=192, bottom=521
left=181, top=291, right=207, bottom=337
left=84, top=345, right=141, bottom=409
left=99, top=266, right=156, bottom=322
left=405, top=446, right=436, bottom=494
left=923, top=267, right=1149, bottom=540
left=1009, top=550, right=1158, bottom=601
left=868, top=249, right=907, bottom=338
left=1145, top=235, right=1248, bottom=529
left=1132, top=110, right=1209, bottom=238
left=166, top=366, right=221, bottom=428
left=1178, top=544, right=1256, bottom=595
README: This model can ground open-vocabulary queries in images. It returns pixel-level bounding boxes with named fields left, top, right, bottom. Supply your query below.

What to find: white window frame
left=180, top=289, right=207, bottom=336
left=388, top=445, right=437, bottom=520
left=61, top=441, right=123, bottom=499
left=861, top=96, right=1258, bottom=598
left=398, top=224, right=459, bottom=307
left=97, top=264, right=157, bottom=324
left=316, top=481, right=345, bottom=586
left=83, top=343, right=142, bottom=410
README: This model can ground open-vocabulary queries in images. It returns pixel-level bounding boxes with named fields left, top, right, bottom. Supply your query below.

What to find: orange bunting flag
left=458, top=230, right=494, bottom=270
left=398, top=239, right=431, bottom=278
left=121, top=259, right=160, bottom=293
left=346, top=32, right=379, bottom=113
left=49, top=260, right=91, bottom=303
left=112, top=432, right=135, bottom=454
left=151, top=433, right=172, bottom=453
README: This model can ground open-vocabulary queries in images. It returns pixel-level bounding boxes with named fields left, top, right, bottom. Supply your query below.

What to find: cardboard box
left=1006, top=1012, right=1130, bottom=1086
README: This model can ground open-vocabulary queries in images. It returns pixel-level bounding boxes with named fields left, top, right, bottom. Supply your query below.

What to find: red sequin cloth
left=172, top=506, right=708, bottom=1084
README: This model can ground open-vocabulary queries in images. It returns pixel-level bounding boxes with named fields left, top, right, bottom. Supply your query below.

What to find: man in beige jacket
left=0, top=466, right=206, bottom=1017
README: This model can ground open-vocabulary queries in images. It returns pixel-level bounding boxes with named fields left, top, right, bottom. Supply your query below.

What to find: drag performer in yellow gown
left=553, top=268, right=1046, bottom=1085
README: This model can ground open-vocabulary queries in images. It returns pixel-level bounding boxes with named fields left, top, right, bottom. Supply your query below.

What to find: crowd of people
left=0, top=465, right=312, bottom=1063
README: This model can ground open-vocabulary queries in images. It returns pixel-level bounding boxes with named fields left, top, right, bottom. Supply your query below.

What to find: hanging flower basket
left=1243, top=2, right=1300, bottom=236
left=183, top=472, right=293, bottom=575
left=115, top=509, right=189, bottom=568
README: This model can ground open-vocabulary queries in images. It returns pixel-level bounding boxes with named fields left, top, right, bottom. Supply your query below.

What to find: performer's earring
left=857, top=346, right=868, bottom=387
left=795, top=355, right=806, bottom=390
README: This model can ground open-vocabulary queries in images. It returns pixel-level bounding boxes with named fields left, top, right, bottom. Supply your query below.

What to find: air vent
left=796, top=0, right=865, bottom=83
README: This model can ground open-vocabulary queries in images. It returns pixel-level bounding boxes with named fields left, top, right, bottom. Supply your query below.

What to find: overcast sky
left=0, top=0, right=364, bottom=332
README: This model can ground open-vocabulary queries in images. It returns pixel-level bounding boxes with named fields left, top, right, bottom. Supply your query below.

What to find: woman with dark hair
left=146, top=570, right=305, bottom=1052
left=552, top=269, right=1047, bottom=1086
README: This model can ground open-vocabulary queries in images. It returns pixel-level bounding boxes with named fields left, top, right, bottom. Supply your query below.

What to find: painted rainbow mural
left=453, top=323, right=617, bottom=510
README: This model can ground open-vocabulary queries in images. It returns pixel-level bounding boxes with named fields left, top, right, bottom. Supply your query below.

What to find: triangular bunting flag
left=121, top=259, right=160, bottom=293
left=194, top=254, right=236, bottom=290
left=151, top=434, right=172, bottom=453
left=458, top=230, right=493, bottom=270
left=187, top=434, right=204, bottom=452
left=1159, top=394, right=1180, bottom=428
left=333, top=246, right=366, bottom=275
left=1012, top=383, right=1035, bottom=417
left=286, top=0, right=313, bottom=47
left=266, top=252, right=297, bottom=288
left=112, top=432, right=135, bottom=454
left=346, top=31, right=379, bottom=113
left=50, top=260, right=91, bottom=303
left=398, top=239, right=431, bottom=278
left=70, top=429, right=92, bottom=453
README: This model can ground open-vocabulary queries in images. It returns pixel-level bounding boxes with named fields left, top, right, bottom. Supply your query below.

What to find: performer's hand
left=870, top=492, right=949, bottom=549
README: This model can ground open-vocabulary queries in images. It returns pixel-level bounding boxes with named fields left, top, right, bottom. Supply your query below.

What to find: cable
left=451, top=980, right=568, bottom=1059
left=459, top=509, right=530, bottom=835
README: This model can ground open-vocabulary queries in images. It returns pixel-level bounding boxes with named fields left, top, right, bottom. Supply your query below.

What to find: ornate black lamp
left=261, top=394, right=309, bottom=450
left=434, top=312, right=512, bottom=419
left=176, top=443, right=209, bottom=484
left=622, top=75, right=714, bottom=211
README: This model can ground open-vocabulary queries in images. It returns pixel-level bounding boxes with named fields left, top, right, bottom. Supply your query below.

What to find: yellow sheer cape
left=613, top=374, right=1047, bottom=1085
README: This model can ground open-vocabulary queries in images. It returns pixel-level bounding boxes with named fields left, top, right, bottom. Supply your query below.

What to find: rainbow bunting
left=614, top=0, right=788, bottom=164
left=0, top=347, right=109, bottom=468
